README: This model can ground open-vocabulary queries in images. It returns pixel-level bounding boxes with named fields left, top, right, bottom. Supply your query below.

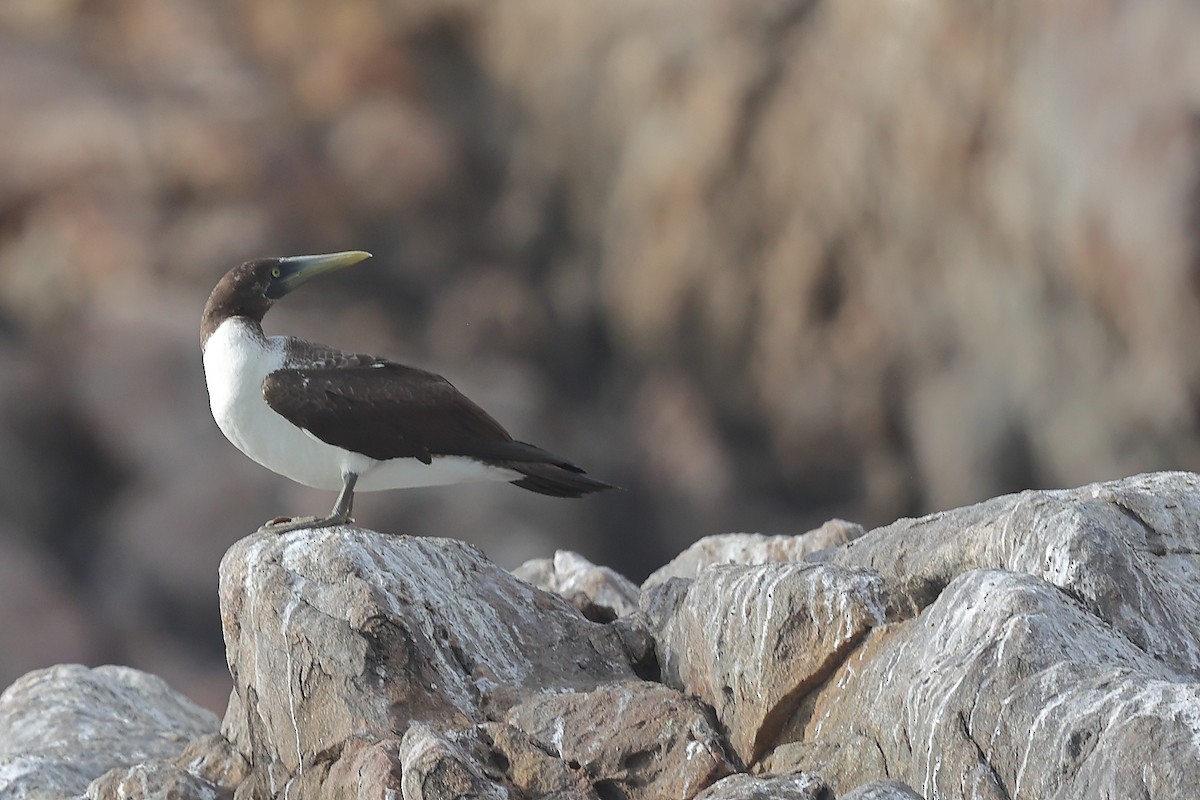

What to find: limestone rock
left=513, top=550, right=641, bottom=620
left=643, top=521, right=868, bottom=589
left=0, top=664, right=218, bottom=799
left=643, top=562, right=897, bottom=764
left=218, top=528, right=636, bottom=791
left=504, top=680, right=734, bottom=800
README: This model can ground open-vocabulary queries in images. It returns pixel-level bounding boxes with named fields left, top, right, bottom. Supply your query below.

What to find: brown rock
left=398, top=723, right=512, bottom=800
left=319, top=737, right=405, bottom=800
left=479, top=722, right=599, bottom=800
left=504, top=680, right=734, bottom=800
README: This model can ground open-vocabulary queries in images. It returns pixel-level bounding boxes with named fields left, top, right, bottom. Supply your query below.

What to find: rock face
left=0, top=664, right=219, bottom=799
left=217, top=530, right=637, bottom=793
left=8, top=472, right=1200, bottom=799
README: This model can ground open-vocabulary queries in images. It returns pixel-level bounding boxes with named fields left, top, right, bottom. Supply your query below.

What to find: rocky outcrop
left=514, top=550, right=642, bottom=621
left=7, top=472, right=1200, bottom=798
left=642, top=520, right=867, bottom=589
left=0, top=664, right=219, bottom=799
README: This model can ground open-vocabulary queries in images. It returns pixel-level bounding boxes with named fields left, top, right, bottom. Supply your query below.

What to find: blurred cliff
left=3, top=0, right=1200, bottom=711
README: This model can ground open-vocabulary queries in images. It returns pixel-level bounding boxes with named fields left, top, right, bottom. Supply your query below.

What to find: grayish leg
left=261, top=472, right=359, bottom=533
left=329, top=471, right=357, bottom=521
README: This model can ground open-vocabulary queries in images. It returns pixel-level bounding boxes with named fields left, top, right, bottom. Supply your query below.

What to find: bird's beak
left=268, top=251, right=372, bottom=298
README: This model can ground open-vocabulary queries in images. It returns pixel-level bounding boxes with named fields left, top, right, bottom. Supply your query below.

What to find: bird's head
left=202, top=251, right=372, bottom=345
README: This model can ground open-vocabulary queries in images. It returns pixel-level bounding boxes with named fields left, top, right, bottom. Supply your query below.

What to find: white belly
left=202, top=319, right=518, bottom=491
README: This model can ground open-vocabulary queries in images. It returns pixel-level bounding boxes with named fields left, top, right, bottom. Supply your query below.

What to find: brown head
left=200, top=251, right=372, bottom=347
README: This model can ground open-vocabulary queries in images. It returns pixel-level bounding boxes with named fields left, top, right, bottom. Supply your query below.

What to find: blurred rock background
left=3, top=0, right=1200, bottom=712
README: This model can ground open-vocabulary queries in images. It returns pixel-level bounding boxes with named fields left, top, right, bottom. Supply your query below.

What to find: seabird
left=201, top=251, right=613, bottom=530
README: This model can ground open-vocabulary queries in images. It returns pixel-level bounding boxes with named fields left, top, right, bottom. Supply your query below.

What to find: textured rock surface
left=513, top=549, right=641, bottom=620
left=643, top=520, right=868, bottom=589
left=218, top=528, right=636, bottom=789
left=776, top=471, right=1200, bottom=798
left=644, top=562, right=897, bottom=764
left=838, top=782, right=925, bottom=800
left=0, top=665, right=218, bottom=799
left=10, top=473, right=1200, bottom=798
left=693, top=772, right=834, bottom=800
left=503, top=681, right=733, bottom=799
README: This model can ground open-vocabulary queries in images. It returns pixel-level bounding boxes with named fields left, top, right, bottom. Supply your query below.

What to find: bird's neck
left=201, top=311, right=266, bottom=352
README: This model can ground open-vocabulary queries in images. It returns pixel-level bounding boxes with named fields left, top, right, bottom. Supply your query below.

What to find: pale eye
left=271, top=267, right=281, bottom=278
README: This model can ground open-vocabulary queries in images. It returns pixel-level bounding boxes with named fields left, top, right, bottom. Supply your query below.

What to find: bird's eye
left=271, top=267, right=282, bottom=278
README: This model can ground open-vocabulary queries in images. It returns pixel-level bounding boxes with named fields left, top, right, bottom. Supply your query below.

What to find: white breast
left=202, top=317, right=518, bottom=492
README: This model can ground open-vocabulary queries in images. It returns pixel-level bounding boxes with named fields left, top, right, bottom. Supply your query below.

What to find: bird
left=201, top=251, right=613, bottom=531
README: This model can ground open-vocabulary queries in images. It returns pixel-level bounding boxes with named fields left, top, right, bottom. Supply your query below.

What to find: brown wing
left=261, top=362, right=570, bottom=466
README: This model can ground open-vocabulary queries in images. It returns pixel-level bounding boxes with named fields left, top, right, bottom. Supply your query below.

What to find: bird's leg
left=328, top=471, right=357, bottom=523
left=260, top=472, right=358, bottom=533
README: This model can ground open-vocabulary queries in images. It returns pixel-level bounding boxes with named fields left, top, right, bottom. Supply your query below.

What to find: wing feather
left=261, top=361, right=570, bottom=467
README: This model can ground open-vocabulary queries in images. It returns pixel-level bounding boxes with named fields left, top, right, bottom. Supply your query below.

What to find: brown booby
left=201, top=251, right=612, bottom=530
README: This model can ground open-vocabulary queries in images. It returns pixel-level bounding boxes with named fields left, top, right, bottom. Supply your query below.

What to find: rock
left=839, top=781, right=924, bottom=800
left=87, top=762, right=225, bottom=800
left=478, top=722, right=599, bottom=799
left=318, top=737, right=404, bottom=800
left=504, top=680, right=734, bottom=800
left=84, top=733, right=249, bottom=800
left=513, top=550, right=641, bottom=621
left=643, top=521, right=868, bottom=589
left=0, top=664, right=218, bottom=799
left=692, top=772, right=834, bottom=800
left=13, top=472, right=1200, bottom=800
left=766, top=473, right=1200, bottom=798
left=644, top=562, right=897, bottom=764
left=398, top=724, right=510, bottom=800
left=218, top=528, right=636, bottom=791
left=827, top=471, right=1200, bottom=674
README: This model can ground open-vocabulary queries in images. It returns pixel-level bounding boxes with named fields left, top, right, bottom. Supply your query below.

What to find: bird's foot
left=258, top=514, right=354, bottom=534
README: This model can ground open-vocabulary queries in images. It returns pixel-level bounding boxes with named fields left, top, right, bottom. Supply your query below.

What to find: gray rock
left=12, top=472, right=1200, bottom=800
left=86, top=734, right=247, bottom=800
left=504, top=680, right=734, bottom=799
left=839, top=781, right=924, bottom=800
left=692, top=772, right=834, bottom=800
left=513, top=550, right=641, bottom=620
left=0, top=664, right=218, bottom=800
left=217, top=528, right=636, bottom=792
left=644, top=562, right=896, bottom=764
left=86, top=763, right=224, bottom=800
left=643, top=521, right=867, bottom=589
left=770, top=473, right=1200, bottom=797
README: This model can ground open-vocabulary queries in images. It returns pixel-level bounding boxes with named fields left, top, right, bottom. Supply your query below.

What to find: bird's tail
left=506, top=461, right=617, bottom=498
